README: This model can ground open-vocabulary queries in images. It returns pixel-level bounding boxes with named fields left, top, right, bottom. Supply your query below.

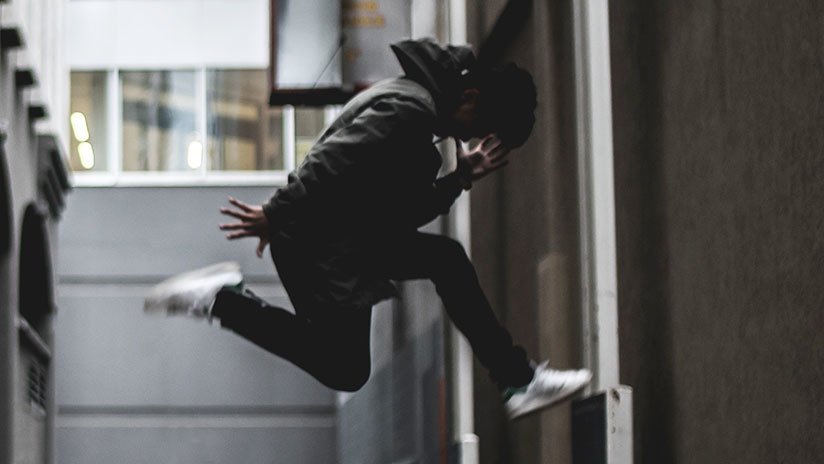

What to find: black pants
left=213, top=232, right=534, bottom=392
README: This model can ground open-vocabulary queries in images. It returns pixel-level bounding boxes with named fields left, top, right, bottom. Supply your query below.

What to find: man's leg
left=374, top=232, right=534, bottom=390
left=212, top=288, right=372, bottom=392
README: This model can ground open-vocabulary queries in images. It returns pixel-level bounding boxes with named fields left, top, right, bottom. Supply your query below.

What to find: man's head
left=450, top=63, right=537, bottom=147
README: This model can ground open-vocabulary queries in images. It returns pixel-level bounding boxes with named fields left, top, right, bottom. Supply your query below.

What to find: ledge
left=17, top=316, right=52, bottom=362
left=28, top=104, right=47, bottom=121
left=269, top=87, right=354, bottom=107
left=37, top=134, right=71, bottom=218
left=70, top=170, right=289, bottom=188
left=0, top=27, right=23, bottom=49
left=15, top=68, right=36, bottom=88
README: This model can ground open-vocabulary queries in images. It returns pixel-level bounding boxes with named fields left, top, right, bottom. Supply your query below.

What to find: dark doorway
left=0, top=142, right=11, bottom=256
left=19, top=205, right=53, bottom=335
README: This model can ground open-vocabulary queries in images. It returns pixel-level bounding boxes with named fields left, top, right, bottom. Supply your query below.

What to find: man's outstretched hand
left=219, top=197, right=270, bottom=258
left=455, top=135, right=511, bottom=188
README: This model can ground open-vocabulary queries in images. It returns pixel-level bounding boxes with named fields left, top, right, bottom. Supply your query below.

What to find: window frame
left=70, top=67, right=339, bottom=187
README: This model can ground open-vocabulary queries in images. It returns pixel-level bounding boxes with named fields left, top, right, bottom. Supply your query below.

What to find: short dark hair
left=463, top=63, right=537, bottom=148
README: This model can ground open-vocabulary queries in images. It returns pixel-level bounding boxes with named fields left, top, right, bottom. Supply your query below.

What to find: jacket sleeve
left=407, top=170, right=469, bottom=228
left=262, top=96, right=433, bottom=229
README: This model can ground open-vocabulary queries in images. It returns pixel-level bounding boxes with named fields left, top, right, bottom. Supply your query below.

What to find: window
left=68, top=68, right=338, bottom=184
left=207, top=69, right=283, bottom=171
left=121, top=70, right=197, bottom=172
left=69, top=71, right=109, bottom=172
left=295, top=107, right=327, bottom=166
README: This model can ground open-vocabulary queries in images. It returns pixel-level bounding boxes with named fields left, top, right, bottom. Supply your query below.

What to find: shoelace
left=501, top=384, right=529, bottom=402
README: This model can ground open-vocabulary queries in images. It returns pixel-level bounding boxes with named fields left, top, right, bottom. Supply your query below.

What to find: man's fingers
left=473, top=160, right=509, bottom=180
left=489, top=155, right=510, bottom=167
left=225, top=230, right=255, bottom=240
left=218, top=222, right=252, bottom=231
left=220, top=207, right=254, bottom=221
left=256, top=238, right=269, bottom=258
left=479, top=134, right=498, bottom=149
left=488, top=147, right=510, bottom=163
left=228, top=197, right=253, bottom=212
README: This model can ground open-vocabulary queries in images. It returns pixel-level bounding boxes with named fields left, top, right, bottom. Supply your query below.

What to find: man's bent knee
left=431, top=236, right=472, bottom=275
left=322, top=364, right=370, bottom=392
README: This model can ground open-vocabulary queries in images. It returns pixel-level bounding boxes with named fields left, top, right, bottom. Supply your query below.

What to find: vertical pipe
left=572, top=0, right=620, bottom=393
left=447, top=1, right=479, bottom=463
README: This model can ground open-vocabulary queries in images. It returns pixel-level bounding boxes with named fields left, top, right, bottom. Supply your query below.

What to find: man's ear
left=460, top=88, right=481, bottom=103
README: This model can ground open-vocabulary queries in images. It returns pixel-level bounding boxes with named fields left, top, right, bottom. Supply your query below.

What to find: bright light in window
left=187, top=140, right=203, bottom=169
left=77, top=142, right=95, bottom=169
left=70, top=112, right=90, bottom=142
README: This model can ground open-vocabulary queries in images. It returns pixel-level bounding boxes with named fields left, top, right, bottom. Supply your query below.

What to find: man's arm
left=408, top=136, right=510, bottom=227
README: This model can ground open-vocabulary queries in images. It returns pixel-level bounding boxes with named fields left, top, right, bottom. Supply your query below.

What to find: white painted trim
left=449, top=0, right=468, bottom=46
left=196, top=68, right=208, bottom=174
left=283, top=105, right=296, bottom=171
left=607, top=386, right=634, bottom=463
left=57, top=414, right=335, bottom=429
left=70, top=171, right=288, bottom=188
left=447, top=2, right=477, bottom=463
left=70, top=63, right=268, bottom=72
left=108, top=69, right=121, bottom=174
left=572, top=0, right=621, bottom=392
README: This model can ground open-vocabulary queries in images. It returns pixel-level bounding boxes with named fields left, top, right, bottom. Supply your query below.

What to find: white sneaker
left=504, top=361, right=592, bottom=419
left=143, top=262, right=243, bottom=319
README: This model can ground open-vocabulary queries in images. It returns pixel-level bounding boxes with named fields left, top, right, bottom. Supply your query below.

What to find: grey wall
left=609, top=1, right=824, bottom=462
left=468, top=1, right=583, bottom=463
left=2, top=23, right=70, bottom=464
left=55, top=186, right=336, bottom=464
left=335, top=219, right=448, bottom=464
left=337, top=301, right=446, bottom=464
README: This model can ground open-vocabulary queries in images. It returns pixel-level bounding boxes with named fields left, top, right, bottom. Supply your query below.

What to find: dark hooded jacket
left=263, top=39, right=476, bottom=309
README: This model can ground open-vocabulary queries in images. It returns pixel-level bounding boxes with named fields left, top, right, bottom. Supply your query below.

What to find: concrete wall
left=54, top=187, right=337, bottom=464
left=467, top=1, right=583, bottom=463
left=336, top=4, right=450, bottom=462
left=1, top=1, right=71, bottom=463
left=336, top=278, right=447, bottom=464
left=609, top=0, right=824, bottom=462
left=55, top=0, right=346, bottom=460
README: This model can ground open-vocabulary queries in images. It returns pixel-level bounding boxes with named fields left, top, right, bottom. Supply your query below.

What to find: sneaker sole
left=144, top=262, right=242, bottom=315
left=506, top=374, right=592, bottom=420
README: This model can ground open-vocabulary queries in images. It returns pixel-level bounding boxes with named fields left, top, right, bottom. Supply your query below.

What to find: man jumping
left=145, top=39, right=590, bottom=419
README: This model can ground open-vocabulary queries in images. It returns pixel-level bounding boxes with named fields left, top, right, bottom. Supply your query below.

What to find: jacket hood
left=390, top=39, right=476, bottom=119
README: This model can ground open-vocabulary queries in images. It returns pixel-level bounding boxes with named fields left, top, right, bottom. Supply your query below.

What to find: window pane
left=206, top=70, right=283, bottom=171
left=295, top=107, right=327, bottom=167
left=69, top=71, right=108, bottom=172
left=121, top=71, right=197, bottom=172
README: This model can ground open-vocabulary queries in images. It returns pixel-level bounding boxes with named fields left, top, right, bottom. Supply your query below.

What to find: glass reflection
left=207, top=69, right=283, bottom=171
left=69, top=71, right=108, bottom=172
left=295, top=107, right=327, bottom=167
left=121, top=70, right=197, bottom=172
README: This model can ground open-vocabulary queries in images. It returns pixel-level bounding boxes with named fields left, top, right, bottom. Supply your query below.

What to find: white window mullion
left=323, top=105, right=340, bottom=127
left=197, top=67, right=208, bottom=175
left=107, top=69, right=121, bottom=175
left=283, top=105, right=296, bottom=171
